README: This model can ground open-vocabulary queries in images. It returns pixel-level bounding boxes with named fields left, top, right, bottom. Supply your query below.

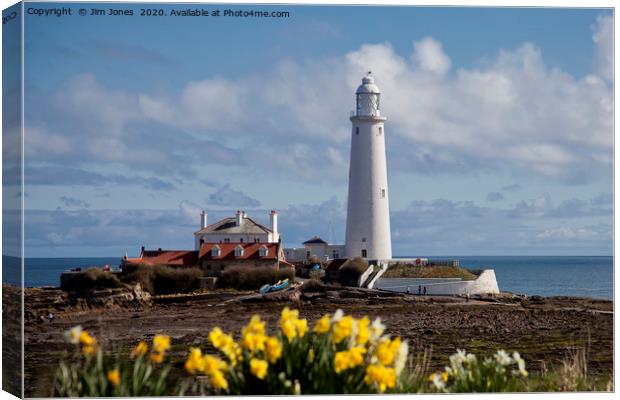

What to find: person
left=466, top=293, right=470, bottom=303
left=406, top=286, right=410, bottom=294
left=423, top=286, right=427, bottom=295
left=418, top=285, right=422, bottom=295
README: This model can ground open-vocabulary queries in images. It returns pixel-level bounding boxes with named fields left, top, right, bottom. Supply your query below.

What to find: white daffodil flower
left=394, top=340, right=409, bottom=376
left=431, top=373, right=446, bottom=391
left=494, top=350, right=512, bottom=366
left=64, top=325, right=82, bottom=344
left=331, top=309, right=344, bottom=322
left=512, top=352, right=528, bottom=377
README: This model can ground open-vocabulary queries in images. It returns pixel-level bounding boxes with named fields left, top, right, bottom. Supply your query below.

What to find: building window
left=356, top=127, right=359, bottom=135
left=332, top=250, right=339, bottom=259
left=378, top=127, right=383, bottom=135
left=224, top=238, right=230, bottom=243
left=240, top=238, right=244, bottom=243
left=362, top=237, right=366, bottom=242
left=211, top=245, right=221, bottom=257
left=259, top=245, right=268, bottom=257
left=306, top=251, right=311, bottom=259
left=234, top=245, right=244, bottom=257
left=361, top=249, right=367, bottom=258
left=380, top=188, right=386, bottom=198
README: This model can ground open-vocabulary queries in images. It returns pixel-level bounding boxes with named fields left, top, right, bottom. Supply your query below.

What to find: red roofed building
left=198, top=242, right=283, bottom=276
left=122, top=242, right=285, bottom=277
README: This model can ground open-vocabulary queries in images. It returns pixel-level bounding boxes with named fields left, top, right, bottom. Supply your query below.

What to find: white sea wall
left=377, top=269, right=500, bottom=295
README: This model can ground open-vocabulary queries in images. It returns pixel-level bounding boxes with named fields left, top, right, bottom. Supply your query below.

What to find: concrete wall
left=284, top=244, right=345, bottom=262
left=377, top=269, right=500, bottom=295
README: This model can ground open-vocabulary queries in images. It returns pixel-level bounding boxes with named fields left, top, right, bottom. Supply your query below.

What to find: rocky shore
left=9, top=284, right=612, bottom=397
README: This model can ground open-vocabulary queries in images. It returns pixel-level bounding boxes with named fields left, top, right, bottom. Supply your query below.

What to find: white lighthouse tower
left=345, top=73, right=392, bottom=260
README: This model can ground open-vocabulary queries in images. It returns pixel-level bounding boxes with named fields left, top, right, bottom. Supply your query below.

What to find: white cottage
left=194, top=210, right=279, bottom=250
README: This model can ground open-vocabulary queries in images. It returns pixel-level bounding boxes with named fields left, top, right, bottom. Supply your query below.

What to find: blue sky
left=10, top=3, right=613, bottom=256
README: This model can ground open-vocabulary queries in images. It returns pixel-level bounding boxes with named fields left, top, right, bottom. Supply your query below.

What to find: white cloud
left=592, top=14, right=613, bottom=81
left=28, top=21, right=613, bottom=187
left=411, top=37, right=452, bottom=75
left=208, top=184, right=261, bottom=208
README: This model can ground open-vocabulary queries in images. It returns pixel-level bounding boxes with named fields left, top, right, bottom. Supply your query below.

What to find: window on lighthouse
left=356, top=127, right=359, bottom=135
left=361, top=249, right=367, bottom=258
left=380, top=189, right=386, bottom=198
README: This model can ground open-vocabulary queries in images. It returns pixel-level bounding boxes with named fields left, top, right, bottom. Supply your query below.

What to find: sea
left=1, top=255, right=614, bottom=300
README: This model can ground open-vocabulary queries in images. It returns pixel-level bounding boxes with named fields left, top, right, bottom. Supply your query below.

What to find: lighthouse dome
left=356, top=73, right=380, bottom=94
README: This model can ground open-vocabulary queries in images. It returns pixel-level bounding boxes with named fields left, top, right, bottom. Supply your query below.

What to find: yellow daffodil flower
left=107, top=369, right=120, bottom=387
left=152, top=335, right=171, bottom=353
left=314, top=315, right=331, bottom=334
left=365, top=364, right=397, bottom=393
left=374, top=337, right=401, bottom=366
left=131, top=341, right=148, bottom=358
left=150, top=351, right=165, bottom=364
left=331, top=316, right=354, bottom=344
left=184, top=348, right=205, bottom=374
left=250, top=358, right=268, bottom=379
left=79, top=331, right=96, bottom=346
left=356, top=316, right=371, bottom=345
left=82, top=345, right=97, bottom=356
left=210, top=370, right=229, bottom=391
left=334, top=347, right=366, bottom=373
left=265, top=336, right=282, bottom=363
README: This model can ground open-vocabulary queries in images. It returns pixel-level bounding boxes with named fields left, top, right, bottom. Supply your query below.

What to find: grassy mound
left=61, top=268, right=124, bottom=292
left=338, top=257, right=369, bottom=286
left=120, top=264, right=203, bottom=295
left=382, top=263, right=478, bottom=280
left=217, top=266, right=294, bottom=290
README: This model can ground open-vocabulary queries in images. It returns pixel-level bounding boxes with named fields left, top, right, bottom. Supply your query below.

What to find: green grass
left=382, top=264, right=477, bottom=280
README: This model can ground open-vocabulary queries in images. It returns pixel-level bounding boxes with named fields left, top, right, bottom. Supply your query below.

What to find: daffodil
left=242, top=315, right=266, bottom=336
left=331, top=315, right=354, bottom=344
left=64, top=326, right=82, bottom=344
left=210, top=370, right=229, bottom=391
left=150, top=351, right=165, bottom=363
left=250, top=358, right=268, bottom=379
left=265, top=336, right=282, bottom=363
left=394, top=339, right=409, bottom=375
left=131, top=341, right=148, bottom=358
left=242, top=332, right=267, bottom=353
left=279, top=307, right=307, bottom=342
left=314, top=315, right=331, bottom=334
left=374, top=337, right=401, bottom=366
left=79, top=331, right=96, bottom=347
left=334, top=347, right=366, bottom=373
left=184, top=347, right=205, bottom=374
left=107, top=369, right=120, bottom=387
left=296, top=318, right=308, bottom=337
left=356, top=316, right=371, bottom=345
left=82, top=344, right=97, bottom=356
left=152, top=335, right=171, bottom=353
left=203, top=355, right=228, bottom=374
left=365, top=364, right=397, bottom=393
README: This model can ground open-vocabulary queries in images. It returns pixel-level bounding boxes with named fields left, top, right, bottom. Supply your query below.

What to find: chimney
left=270, top=210, right=279, bottom=242
left=200, top=210, right=208, bottom=229
left=236, top=210, right=242, bottom=226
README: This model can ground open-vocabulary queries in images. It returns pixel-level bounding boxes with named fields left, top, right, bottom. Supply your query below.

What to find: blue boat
left=259, top=278, right=290, bottom=294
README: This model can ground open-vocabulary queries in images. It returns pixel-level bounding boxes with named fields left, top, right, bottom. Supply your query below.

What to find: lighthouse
left=344, top=73, right=392, bottom=260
